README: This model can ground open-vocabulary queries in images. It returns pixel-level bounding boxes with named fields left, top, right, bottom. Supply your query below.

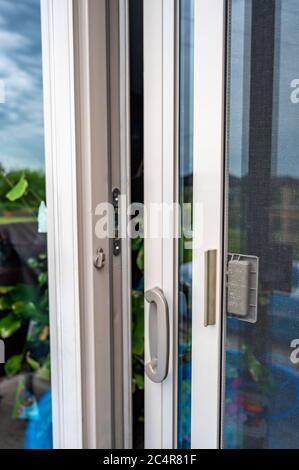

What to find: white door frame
left=41, top=0, right=129, bottom=449
left=42, top=0, right=226, bottom=450
left=191, top=0, right=226, bottom=449
left=119, top=0, right=133, bottom=450
left=144, top=0, right=177, bottom=450
left=41, top=0, right=83, bottom=449
left=144, top=0, right=226, bottom=450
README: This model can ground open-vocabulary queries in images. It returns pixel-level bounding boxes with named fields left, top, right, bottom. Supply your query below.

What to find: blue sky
left=0, top=0, right=45, bottom=172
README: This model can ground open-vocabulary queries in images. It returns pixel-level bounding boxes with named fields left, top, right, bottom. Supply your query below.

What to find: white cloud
left=0, top=0, right=45, bottom=171
left=0, top=30, right=30, bottom=50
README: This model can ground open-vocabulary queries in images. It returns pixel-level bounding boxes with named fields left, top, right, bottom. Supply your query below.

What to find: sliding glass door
left=136, top=0, right=299, bottom=450
left=177, top=0, right=194, bottom=449
left=223, top=0, right=299, bottom=449
left=144, top=0, right=225, bottom=450
left=181, top=0, right=299, bottom=449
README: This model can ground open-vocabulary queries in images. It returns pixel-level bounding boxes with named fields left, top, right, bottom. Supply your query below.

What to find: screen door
left=223, top=0, right=299, bottom=449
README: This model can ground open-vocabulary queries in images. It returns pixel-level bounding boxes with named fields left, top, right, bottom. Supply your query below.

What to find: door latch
left=112, top=187, right=121, bottom=256
left=227, top=254, right=259, bottom=323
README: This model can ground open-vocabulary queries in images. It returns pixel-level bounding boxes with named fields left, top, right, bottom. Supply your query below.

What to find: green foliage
left=0, top=168, right=45, bottom=214
left=6, top=173, right=29, bottom=202
left=5, top=354, right=24, bottom=377
left=132, top=291, right=144, bottom=356
left=0, top=296, right=11, bottom=310
left=0, top=173, right=50, bottom=384
left=0, top=253, right=50, bottom=380
left=26, top=353, right=40, bottom=371
left=132, top=237, right=145, bottom=392
left=133, top=370, right=144, bottom=393
left=0, top=314, right=22, bottom=339
left=0, top=286, right=15, bottom=295
left=36, top=355, right=51, bottom=382
left=132, top=237, right=143, bottom=252
left=136, top=244, right=144, bottom=272
left=242, top=344, right=273, bottom=393
left=38, top=272, right=48, bottom=287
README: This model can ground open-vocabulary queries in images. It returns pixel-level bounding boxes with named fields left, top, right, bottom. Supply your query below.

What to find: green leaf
left=27, top=258, right=39, bottom=269
left=132, top=334, right=144, bottom=356
left=132, top=291, right=144, bottom=356
left=242, top=344, right=272, bottom=392
left=0, top=296, right=11, bottom=310
left=136, top=244, right=144, bottom=272
left=0, top=314, right=22, bottom=338
left=134, top=373, right=144, bottom=391
left=12, top=284, right=39, bottom=303
left=38, top=272, right=48, bottom=287
left=36, top=356, right=51, bottom=382
left=38, top=290, right=49, bottom=313
left=12, top=301, right=38, bottom=318
left=6, top=174, right=29, bottom=202
left=5, top=354, right=23, bottom=377
left=132, top=237, right=143, bottom=252
left=0, top=286, right=15, bottom=295
left=26, top=353, right=40, bottom=371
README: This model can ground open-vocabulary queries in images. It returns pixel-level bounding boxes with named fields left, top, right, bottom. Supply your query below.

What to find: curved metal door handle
left=145, top=287, right=169, bottom=383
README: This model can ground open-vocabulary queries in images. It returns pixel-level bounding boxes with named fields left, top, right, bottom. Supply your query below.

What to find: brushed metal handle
left=204, top=250, right=217, bottom=327
left=145, top=287, right=169, bottom=383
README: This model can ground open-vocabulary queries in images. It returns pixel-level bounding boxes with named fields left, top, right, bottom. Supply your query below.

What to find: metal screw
left=94, top=248, right=105, bottom=270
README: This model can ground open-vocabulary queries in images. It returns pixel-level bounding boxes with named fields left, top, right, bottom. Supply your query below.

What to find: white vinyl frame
left=144, top=0, right=176, bottom=450
left=119, top=0, right=133, bottom=450
left=191, top=0, right=226, bottom=449
left=144, top=0, right=226, bottom=450
left=41, top=0, right=226, bottom=451
left=41, top=0, right=83, bottom=448
left=41, top=0, right=120, bottom=449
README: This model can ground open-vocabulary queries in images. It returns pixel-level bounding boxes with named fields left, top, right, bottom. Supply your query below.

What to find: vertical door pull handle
left=205, top=250, right=217, bottom=327
left=145, top=287, right=169, bottom=383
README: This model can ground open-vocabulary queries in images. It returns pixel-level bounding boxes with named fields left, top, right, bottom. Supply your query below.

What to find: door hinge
left=112, top=187, right=121, bottom=256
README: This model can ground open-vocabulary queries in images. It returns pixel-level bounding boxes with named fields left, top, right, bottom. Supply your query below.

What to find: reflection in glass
left=225, top=0, right=299, bottom=449
left=177, top=0, right=194, bottom=449
left=0, top=0, right=52, bottom=449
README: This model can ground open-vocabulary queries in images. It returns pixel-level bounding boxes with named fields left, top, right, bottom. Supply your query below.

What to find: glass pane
left=224, top=0, right=299, bottom=449
left=177, top=0, right=194, bottom=449
left=0, top=0, right=52, bottom=449
left=129, top=0, right=145, bottom=450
